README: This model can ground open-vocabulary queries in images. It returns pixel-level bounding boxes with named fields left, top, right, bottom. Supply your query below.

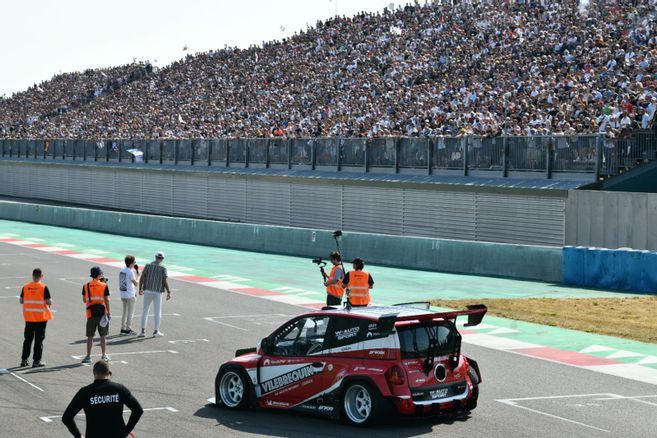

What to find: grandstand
left=1, top=0, right=657, bottom=141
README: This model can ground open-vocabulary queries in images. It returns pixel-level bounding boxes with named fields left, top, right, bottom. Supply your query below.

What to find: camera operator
left=81, top=267, right=111, bottom=364
left=323, top=251, right=345, bottom=306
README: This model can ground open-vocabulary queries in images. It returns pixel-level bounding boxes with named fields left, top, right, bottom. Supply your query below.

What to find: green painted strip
left=2, top=218, right=657, bottom=363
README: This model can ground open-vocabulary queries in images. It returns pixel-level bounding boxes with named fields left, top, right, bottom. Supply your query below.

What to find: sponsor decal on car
left=430, top=388, right=449, bottom=399
left=260, top=364, right=323, bottom=394
left=318, top=405, right=334, bottom=412
left=266, top=399, right=290, bottom=407
left=335, top=327, right=360, bottom=340
left=368, top=350, right=385, bottom=356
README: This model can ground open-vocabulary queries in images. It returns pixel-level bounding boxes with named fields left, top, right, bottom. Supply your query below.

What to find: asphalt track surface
left=1, top=242, right=656, bottom=438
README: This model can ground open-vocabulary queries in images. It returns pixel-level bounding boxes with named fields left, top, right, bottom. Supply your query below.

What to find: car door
left=258, top=315, right=331, bottom=409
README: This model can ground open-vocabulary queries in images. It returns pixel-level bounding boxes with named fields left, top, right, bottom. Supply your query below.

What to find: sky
left=0, top=0, right=394, bottom=97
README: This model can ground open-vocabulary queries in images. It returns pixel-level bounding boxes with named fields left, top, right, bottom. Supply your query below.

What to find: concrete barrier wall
left=563, top=246, right=657, bottom=292
left=0, top=200, right=563, bottom=282
left=0, top=160, right=568, bottom=246
left=565, top=190, right=657, bottom=250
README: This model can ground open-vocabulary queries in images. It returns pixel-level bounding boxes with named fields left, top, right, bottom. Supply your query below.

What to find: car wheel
left=466, top=368, right=479, bottom=411
left=341, top=382, right=384, bottom=426
left=217, top=368, right=250, bottom=409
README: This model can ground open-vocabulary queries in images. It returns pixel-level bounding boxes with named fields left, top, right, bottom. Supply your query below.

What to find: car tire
left=466, top=368, right=479, bottom=411
left=341, top=381, right=386, bottom=426
left=217, top=367, right=251, bottom=410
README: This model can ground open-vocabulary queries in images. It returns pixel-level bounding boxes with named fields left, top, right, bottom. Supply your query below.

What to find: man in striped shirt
left=138, top=252, right=171, bottom=338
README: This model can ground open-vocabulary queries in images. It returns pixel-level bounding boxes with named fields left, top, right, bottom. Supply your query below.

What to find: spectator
left=2, top=2, right=657, bottom=139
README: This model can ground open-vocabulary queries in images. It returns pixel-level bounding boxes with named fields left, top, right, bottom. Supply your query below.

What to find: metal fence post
left=503, top=137, right=509, bottom=177
left=191, top=140, right=195, bottom=166
left=595, top=134, right=603, bottom=180
left=118, top=141, right=122, bottom=163
left=427, top=138, right=433, bottom=175
left=364, top=139, right=370, bottom=173
left=82, top=140, right=86, bottom=161
left=62, top=140, right=66, bottom=160
left=265, top=139, right=270, bottom=168
left=311, top=140, right=316, bottom=171
left=174, top=141, right=179, bottom=165
left=106, top=142, right=110, bottom=162
left=337, top=139, right=342, bottom=172
left=226, top=141, right=230, bottom=167
left=159, top=141, right=163, bottom=164
left=245, top=140, right=250, bottom=168
left=394, top=138, right=400, bottom=174
left=144, top=141, right=149, bottom=164
left=546, top=138, right=552, bottom=179
left=208, top=141, right=212, bottom=166
left=287, top=139, right=292, bottom=169
left=463, top=137, right=469, bottom=176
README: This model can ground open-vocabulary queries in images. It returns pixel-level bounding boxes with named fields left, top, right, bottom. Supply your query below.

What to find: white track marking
left=0, top=369, right=45, bottom=392
left=0, top=276, right=26, bottom=280
left=82, top=360, right=128, bottom=367
left=168, top=339, right=209, bottom=344
left=211, top=274, right=249, bottom=282
left=637, top=356, right=657, bottom=365
left=204, top=318, right=249, bottom=331
left=0, top=295, right=20, bottom=299
left=607, top=350, right=644, bottom=359
left=580, top=345, right=616, bottom=354
left=40, top=406, right=178, bottom=422
left=71, top=350, right=178, bottom=360
left=496, top=398, right=610, bottom=433
left=85, top=249, right=109, bottom=255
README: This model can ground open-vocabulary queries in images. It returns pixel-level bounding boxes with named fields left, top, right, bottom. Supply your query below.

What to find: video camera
left=312, top=257, right=327, bottom=267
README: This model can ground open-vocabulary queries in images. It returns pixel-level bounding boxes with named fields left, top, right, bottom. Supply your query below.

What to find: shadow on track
left=194, top=403, right=471, bottom=437
left=22, top=363, right=84, bottom=374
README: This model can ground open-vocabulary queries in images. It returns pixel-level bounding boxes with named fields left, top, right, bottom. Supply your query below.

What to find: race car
left=214, top=302, right=486, bottom=426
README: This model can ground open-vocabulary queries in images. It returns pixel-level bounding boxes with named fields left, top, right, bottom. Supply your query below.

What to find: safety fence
left=1, top=132, right=655, bottom=178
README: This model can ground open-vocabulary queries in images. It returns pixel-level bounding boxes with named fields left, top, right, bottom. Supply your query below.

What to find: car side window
left=271, top=316, right=329, bottom=357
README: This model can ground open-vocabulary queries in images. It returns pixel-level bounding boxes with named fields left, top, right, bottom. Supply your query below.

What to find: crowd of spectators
left=2, top=0, right=657, bottom=140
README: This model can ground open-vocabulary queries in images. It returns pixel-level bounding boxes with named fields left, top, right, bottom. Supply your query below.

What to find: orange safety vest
left=84, top=280, right=107, bottom=319
left=345, top=270, right=370, bottom=306
left=22, top=282, right=52, bottom=322
left=326, top=265, right=345, bottom=298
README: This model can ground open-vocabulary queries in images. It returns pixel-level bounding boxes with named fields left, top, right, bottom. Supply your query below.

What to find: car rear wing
left=391, top=304, right=488, bottom=327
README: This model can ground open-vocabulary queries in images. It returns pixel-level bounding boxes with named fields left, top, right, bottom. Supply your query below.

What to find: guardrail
left=1, top=132, right=655, bottom=179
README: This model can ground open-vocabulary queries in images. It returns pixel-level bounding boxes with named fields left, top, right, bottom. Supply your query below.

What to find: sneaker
left=81, top=355, right=92, bottom=364
left=137, top=330, right=146, bottom=338
left=153, top=331, right=164, bottom=338
left=20, top=359, right=29, bottom=367
left=126, top=330, right=138, bottom=336
left=32, top=361, right=46, bottom=368
left=101, top=354, right=111, bottom=362
left=119, top=329, right=128, bottom=336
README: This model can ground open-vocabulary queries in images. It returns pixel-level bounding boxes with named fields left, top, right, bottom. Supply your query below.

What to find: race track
left=1, top=241, right=656, bottom=437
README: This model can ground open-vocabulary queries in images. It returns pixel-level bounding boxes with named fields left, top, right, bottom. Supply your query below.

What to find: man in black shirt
left=62, top=360, right=143, bottom=438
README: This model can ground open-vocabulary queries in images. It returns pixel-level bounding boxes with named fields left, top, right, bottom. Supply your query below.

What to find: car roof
left=311, top=305, right=442, bottom=321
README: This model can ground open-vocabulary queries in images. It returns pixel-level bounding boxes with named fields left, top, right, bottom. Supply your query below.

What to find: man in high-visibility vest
left=81, top=267, right=111, bottom=364
left=342, top=257, right=374, bottom=306
left=323, top=251, right=344, bottom=306
left=20, top=268, right=52, bottom=368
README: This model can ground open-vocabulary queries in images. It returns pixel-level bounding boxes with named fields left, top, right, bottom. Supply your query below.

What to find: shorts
left=86, top=316, right=109, bottom=337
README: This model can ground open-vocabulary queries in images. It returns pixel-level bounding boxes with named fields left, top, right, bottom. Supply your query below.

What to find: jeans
left=22, top=321, right=47, bottom=362
left=141, top=290, right=163, bottom=332
left=121, top=297, right=136, bottom=331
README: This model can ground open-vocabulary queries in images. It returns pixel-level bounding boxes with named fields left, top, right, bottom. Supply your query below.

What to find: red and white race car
left=215, top=303, right=486, bottom=426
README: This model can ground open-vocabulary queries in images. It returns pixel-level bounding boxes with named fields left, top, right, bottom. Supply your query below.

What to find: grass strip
left=431, top=297, right=657, bottom=344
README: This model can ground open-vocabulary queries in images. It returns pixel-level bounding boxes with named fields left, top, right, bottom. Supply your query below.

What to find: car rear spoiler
left=391, top=304, right=488, bottom=327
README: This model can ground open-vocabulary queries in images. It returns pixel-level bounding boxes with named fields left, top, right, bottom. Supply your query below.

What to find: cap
left=90, top=266, right=103, bottom=278
left=155, top=251, right=165, bottom=259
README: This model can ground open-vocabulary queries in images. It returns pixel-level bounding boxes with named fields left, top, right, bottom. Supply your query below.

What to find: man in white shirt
left=119, top=255, right=140, bottom=336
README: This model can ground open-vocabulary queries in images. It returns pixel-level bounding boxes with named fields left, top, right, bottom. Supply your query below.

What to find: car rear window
left=397, top=323, right=456, bottom=359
